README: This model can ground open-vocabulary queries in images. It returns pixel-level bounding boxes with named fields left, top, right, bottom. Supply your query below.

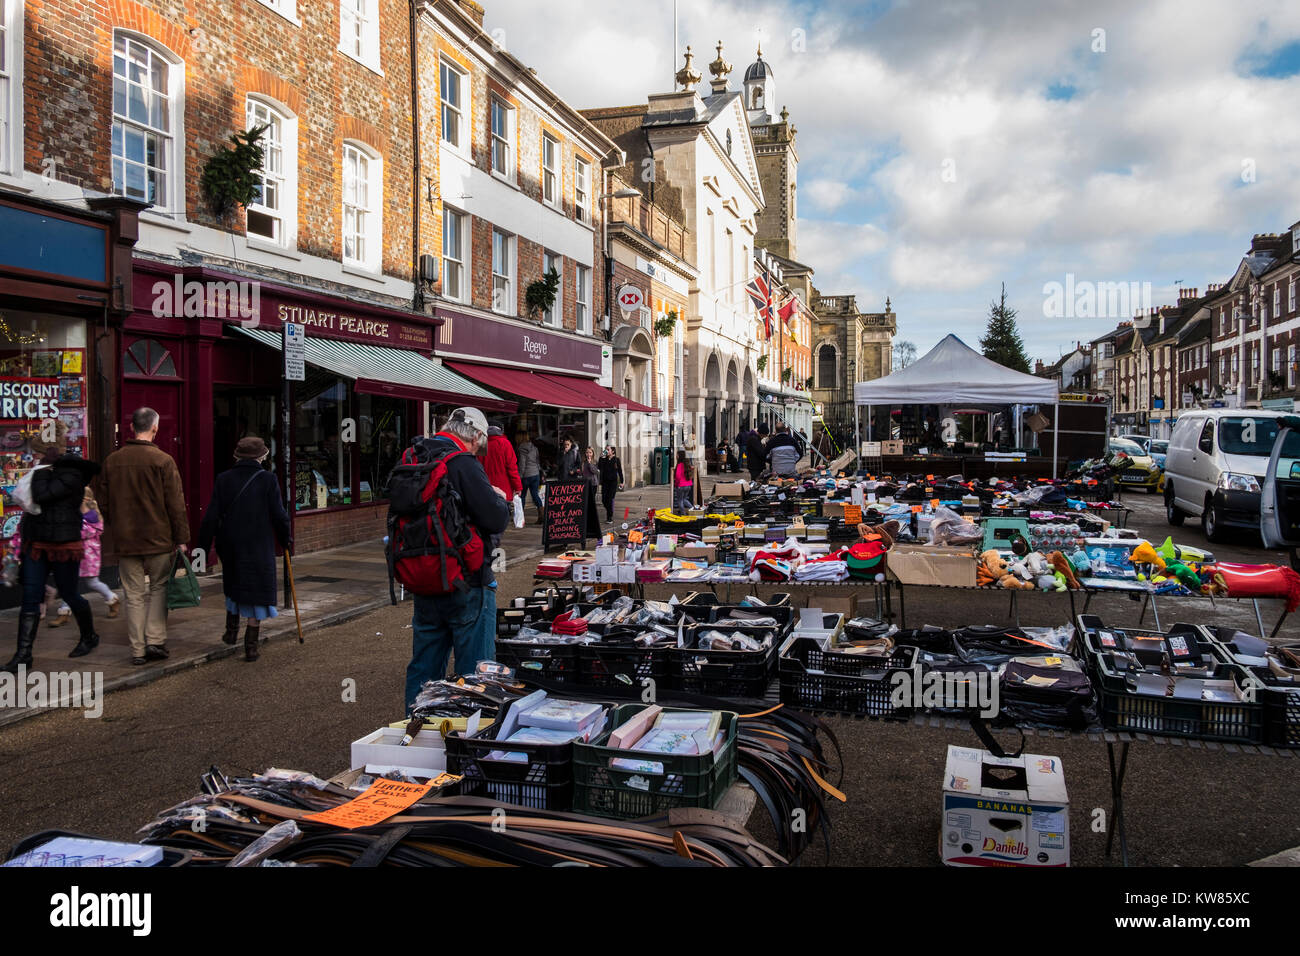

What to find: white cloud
left=478, top=0, right=1300, bottom=363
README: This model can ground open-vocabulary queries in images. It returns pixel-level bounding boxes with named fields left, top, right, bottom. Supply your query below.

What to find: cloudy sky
left=482, top=0, right=1300, bottom=366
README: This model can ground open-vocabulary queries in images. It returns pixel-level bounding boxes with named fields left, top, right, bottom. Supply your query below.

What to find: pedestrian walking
left=736, top=427, right=751, bottom=471
left=49, top=488, right=121, bottom=626
left=482, top=423, right=522, bottom=546
left=2, top=438, right=102, bottom=674
left=598, top=445, right=624, bottom=523
left=99, top=407, right=190, bottom=666
left=765, top=422, right=803, bottom=478
left=395, top=408, right=509, bottom=712
left=196, top=437, right=291, bottom=662
left=673, top=449, right=695, bottom=514
left=581, top=446, right=603, bottom=536
left=516, top=432, right=544, bottom=521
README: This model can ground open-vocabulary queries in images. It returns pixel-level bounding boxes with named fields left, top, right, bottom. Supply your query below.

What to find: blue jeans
left=673, top=486, right=692, bottom=514
left=522, top=473, right=543, bottom=510
left=404, top=583, right=497, bottom=712
left=21, top=552, right=89, bottom=618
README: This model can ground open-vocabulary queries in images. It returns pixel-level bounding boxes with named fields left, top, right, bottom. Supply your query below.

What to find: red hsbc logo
left=617, top=285, right=643, bottom=310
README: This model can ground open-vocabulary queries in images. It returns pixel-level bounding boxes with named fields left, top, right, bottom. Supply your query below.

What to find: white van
left=1163, top=408, right=1292, bottom=543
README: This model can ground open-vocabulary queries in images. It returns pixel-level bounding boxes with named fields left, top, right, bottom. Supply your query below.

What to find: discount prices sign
left=0, top=380, right=60, bottom=422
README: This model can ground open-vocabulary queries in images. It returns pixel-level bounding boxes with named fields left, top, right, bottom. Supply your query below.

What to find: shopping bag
left=537, top=484, right=546, bottom=505
left=166, top=549, right=202, bottom=610
left=512, top=494, right=525, bottom=529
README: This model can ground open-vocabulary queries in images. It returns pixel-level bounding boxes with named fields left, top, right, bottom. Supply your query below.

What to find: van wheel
left=1202, top=496, right=1227, bottom=543
left=1165, top=484, right=1185, bottom=526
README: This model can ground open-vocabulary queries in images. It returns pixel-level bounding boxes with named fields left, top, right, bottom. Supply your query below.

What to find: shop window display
left=294, top=367, right=353, bottom=511
left=0, top=313, right=90, bottom=577
left=358, top=394, right=405, bottom=503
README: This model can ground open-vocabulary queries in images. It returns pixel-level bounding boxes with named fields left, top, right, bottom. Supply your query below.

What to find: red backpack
left=384, top=437, right=485, bottom=602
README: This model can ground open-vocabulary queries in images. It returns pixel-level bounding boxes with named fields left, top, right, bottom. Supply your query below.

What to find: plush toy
left=1069, top=549, right=1092, bottom=575
left=1039, top=573, right=1066, bottom=592
left=1008, top=557, right=1034, bottom=582
left=976, top=549, right=1034, bottom=589
left=1049, top=550, right=1082, bottom=589
left=1157, top=536, right=1213, bottom=566
left=1025, top=552, right=1051, bottom=577
left=1130, top=541, right=1166, bottom=571
left=1051, top=571, right=1069, bottom=591
left=1164, top=560, right=1202, bottom=591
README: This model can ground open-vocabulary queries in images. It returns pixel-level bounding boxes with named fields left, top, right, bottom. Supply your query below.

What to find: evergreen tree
left=979, top=283, right=1031, bottom=373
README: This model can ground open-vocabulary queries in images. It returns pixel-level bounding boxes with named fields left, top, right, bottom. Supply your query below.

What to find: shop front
left=0, top=192, right=144, bottom=608
left=125, top=263, right=507, bottom=554
left=434, top=304, right=656, bottom=480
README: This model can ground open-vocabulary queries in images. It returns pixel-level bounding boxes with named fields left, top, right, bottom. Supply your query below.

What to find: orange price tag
left=842, top=505, right=863, bottom=524
left=628, top=530, right=644, bottom=544
left=302, top=779, right=434, bottom=830
left=931, top=499, right=941, bottom=510
left=911, top=505, right=923, bottom=513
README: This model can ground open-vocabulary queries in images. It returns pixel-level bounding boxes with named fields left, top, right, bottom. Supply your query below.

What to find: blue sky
left=482, top=0, right=1300, bottom=366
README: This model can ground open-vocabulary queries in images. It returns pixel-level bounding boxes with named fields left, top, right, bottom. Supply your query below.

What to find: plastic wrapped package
left=927, top=507, right=983, bottom=546
left=229, top=819, right=302, bottom=868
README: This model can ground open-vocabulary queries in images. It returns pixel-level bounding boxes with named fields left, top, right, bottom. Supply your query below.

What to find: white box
left=593, top=545, right=619, bottom=566
left=572, top=561, right=597, bottom=583
left=617, top=562, right=638, bottom=583
left=941, top=745, right=1069, bottom=867
left=350, top=727, right=447, bottom=779
left=598, top=564, right=621, bottom=583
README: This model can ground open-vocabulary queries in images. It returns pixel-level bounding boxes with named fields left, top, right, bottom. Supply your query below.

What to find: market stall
left=852, top=334, right=1066, bottom=477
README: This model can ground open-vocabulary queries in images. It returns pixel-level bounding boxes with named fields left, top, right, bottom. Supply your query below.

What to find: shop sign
left=271, top=303, right=431, bottom=350
left=635, top=256, right=689, bottom=295
left=436, top=307, right=602, bottom=374
left=599, top=346, right=613, bottom=388
left=0, top=380, right=61, bottom=421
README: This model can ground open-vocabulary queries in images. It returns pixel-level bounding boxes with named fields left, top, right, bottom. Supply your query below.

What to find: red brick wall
left=24, top=0, right=415, bottom=280
left=294, top=505, right=388, bottom=554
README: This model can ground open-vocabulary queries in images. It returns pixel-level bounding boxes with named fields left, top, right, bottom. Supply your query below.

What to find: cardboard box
left=593, top=545, right=619, bottom=566
left=598, top=564, right=621, bottom=583
left=617, top=562, right=638, bottom=584
left=887, top=544, right=977, bottom=587
left=941, top=746, right=1069, bottom=867
left=712, top=481, right=747, bottom=497
left=861, top=441, right=882, bottom=457
left=572, top=561, right=597, bottom=583
left=675, top=544, right=717, bottom=562
left=805, top=593, right=857, bottom=619
left=881, top=440, right=904, bottom=456
left=351, top=727, right=448, bottom=778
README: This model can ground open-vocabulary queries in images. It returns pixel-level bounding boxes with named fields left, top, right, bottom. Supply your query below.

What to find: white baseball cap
left=446, top=407, right=489, bottom=438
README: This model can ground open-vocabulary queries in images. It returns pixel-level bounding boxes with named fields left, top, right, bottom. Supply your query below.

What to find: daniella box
left=941, top=745, right=1069, bottom=867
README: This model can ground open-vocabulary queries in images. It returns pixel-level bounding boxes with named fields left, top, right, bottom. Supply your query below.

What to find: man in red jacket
left=482, top=425, right=521, bottom=544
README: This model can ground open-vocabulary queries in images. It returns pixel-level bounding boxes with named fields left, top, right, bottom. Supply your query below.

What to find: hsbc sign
left=617, top=285, right=644, bottom=313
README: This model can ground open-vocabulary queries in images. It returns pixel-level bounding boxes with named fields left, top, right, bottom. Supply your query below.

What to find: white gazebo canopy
left=854, top=334, right=1059, bottom=406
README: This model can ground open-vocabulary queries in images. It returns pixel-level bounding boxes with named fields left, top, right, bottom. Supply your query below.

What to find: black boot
left=68, top=603, right=100, bottom=659
left=244, top=623, right=261, bottom=662
left=222, top=611, right=240, bottom=645
left=2, top=612, right=40, bottom=674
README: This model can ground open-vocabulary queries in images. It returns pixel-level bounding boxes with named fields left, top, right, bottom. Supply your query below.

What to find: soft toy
left=1049, top=550, right=1082, bottom=589
left=1051, top=571, right=1069, bottom=591
left=1130, top=541, right=1166, bottom=571
left=1157, top=536, right=1213, bottom=566
left=1039, top=573, right=1066, bottom=592
left=1164, top=560, right=1202, bottom=591
left=1025, top=552, right=1052, bottom=577
left=1069, top=549, right=1092, bottom=575
left=976, top=549, right=1034, bottom=589
left=1008, top=557, right=1034, bottom=582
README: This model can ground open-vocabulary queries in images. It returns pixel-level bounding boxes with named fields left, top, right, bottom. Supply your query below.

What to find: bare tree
left=893, top=340, right=917, bottom=371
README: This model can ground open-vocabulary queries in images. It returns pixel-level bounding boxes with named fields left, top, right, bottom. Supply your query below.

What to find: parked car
left=1119, top=433, right=1169, bottom=468
left=1163, top=408, right=1292, bottom=543
left=1259, top=417, right=1300, bottom=571
left=1109, top=438, right=1160, bottom=492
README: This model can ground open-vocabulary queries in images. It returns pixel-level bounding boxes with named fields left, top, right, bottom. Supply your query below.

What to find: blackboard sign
left=542, top=480, right=588, bottom=552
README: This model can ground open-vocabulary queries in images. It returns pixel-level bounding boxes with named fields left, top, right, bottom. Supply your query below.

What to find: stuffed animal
left=1008, top=557, right=1034, bottom=582
left=1157, top=536, right=1213, bottom=566
left=976, top=549, right=1034, bottom=589
left=1051, top=571, right=1069, bottom=591
left=1130, top=541, right=1166, bottom=571
left=1025, top=552, right=1051, bottom=577
left=1069, top=549, right=1092, bottom=575
left=1049, top=550, right=1082, bottom=589
left=1164, top=560, right=1202, bottom=590
left=1039, top=573, right=1066, bottom=592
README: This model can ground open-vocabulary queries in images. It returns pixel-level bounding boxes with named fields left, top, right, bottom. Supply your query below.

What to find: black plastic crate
left=672, top=607, right=789, bottom=698
left=445, top=711, right=600, bottom=810
left=578, top=640, right=674, bottom=689
left=778, top=637, right=915, bottom=718
left=572, top=704, right=737, bottom=819
left=493, top=638, right=583, bottom=683
left=1091, top=654, right=1264, bottom=742
left=1204, top=633, right=1300, bottom=749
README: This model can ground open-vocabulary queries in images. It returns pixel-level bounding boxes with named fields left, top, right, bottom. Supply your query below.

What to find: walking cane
left=285, top=550, right=304, bottom=644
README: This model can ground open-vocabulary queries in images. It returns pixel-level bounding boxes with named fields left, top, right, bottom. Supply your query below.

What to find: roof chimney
left=1250, top=233, right=1284, bottom=255
left=457, top=1, right=486, bottom=27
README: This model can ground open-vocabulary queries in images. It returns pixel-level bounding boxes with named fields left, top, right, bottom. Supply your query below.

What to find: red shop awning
left=446, top=361, right=598, bottom=410
left=539, top=373, right=659, bottom=414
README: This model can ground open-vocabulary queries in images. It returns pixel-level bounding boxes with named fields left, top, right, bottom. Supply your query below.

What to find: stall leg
left=1067, top=588, right=1077, bottom=624
left=1252, top=599, right=1266, bottom=643
left=1106, top=741, right=1131, bottom=867
left=1270, top=611, right=1290, bottom=640
left=896, top=582, right=907, bottom=628
left=1150, top=594, right=1161, bottom=630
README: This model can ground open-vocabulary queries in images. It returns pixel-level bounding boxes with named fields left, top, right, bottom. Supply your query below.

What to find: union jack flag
left=746, top=268, right=773, bottom=339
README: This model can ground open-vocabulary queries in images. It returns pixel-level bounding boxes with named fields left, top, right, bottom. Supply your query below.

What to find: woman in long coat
left=197, top=437, right=291, bottom=662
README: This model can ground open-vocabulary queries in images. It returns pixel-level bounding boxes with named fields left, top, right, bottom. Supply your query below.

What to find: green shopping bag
left=166, top=549, right=202, bottom=610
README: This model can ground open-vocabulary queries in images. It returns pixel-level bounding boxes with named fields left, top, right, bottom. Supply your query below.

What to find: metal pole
left=854, top=400, right=861, bottom=474
left=1052, top=401, right=1060, bottom=479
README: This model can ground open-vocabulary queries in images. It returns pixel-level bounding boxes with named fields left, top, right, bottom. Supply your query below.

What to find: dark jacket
left=23, top=455, right=100, bottom=546
left=422, top=433, right=510, bottom=587
left=598, top=455, right=623, bottom=486
left=765, top=432, right=803, bottom=476
left=557, top=446, right=580, bottom=481
left=580, top=460, right=599, bottom=487
left=746, top=432, right=767, bottom=478
left=197, top=460, right=291, bottom=607
left=100, top=439, right=189, bottom=555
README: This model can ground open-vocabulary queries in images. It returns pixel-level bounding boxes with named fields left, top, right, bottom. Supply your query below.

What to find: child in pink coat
left=50, top=489, right=120, bottom=626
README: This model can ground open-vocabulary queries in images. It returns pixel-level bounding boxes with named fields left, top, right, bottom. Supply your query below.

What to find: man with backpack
left=385, top=407, right=509, bottom=712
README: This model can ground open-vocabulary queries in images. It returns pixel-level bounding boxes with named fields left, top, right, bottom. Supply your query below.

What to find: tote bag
left=166, top=549, right=202, bottom=610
